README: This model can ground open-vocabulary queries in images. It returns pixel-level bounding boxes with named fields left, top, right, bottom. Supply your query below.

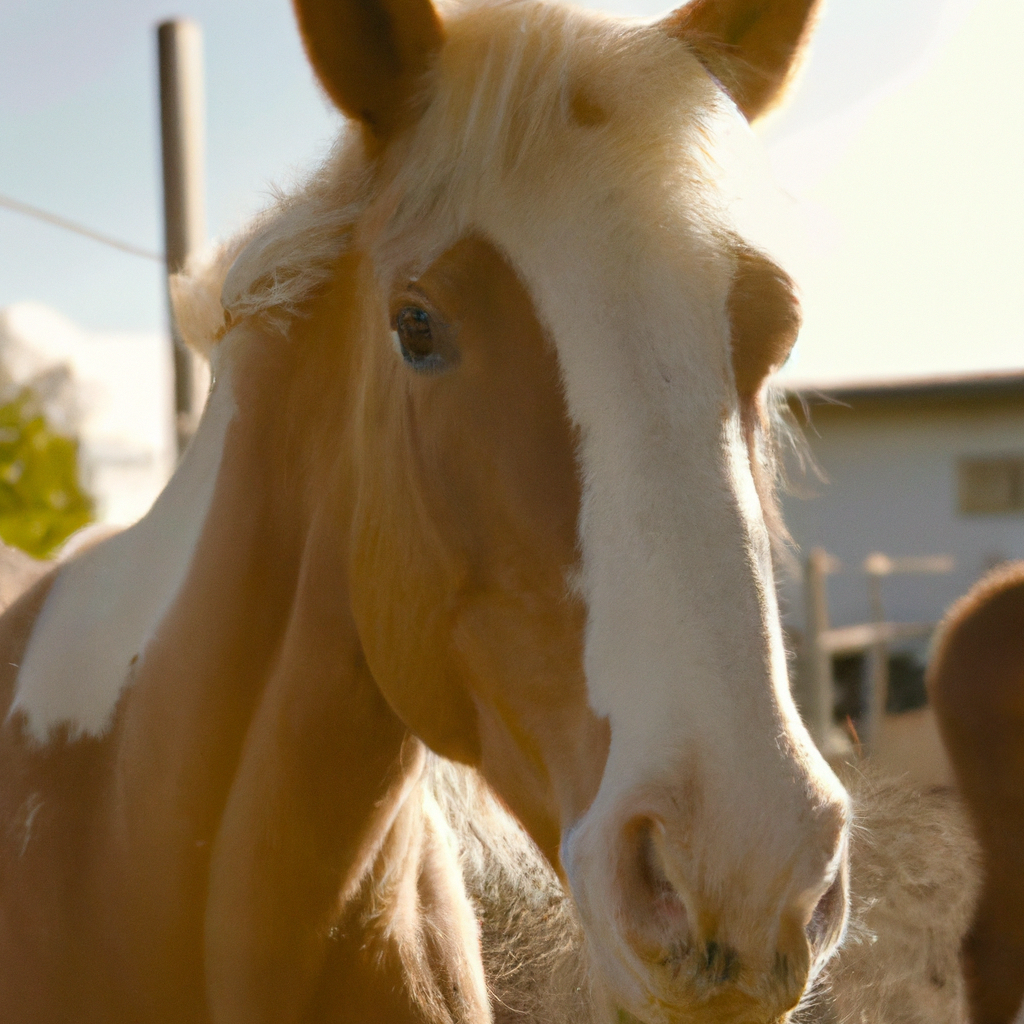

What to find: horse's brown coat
left=345, top=237, right=610, bottom=867
left=929, top=561, right=1024, bottom=1024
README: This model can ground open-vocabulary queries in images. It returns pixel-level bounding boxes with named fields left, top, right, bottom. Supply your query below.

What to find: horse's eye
left=392, top=305, right=455, bottom=373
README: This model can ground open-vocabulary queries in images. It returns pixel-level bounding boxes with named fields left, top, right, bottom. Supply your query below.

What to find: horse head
left=275, top=0, right=851, bottom=1018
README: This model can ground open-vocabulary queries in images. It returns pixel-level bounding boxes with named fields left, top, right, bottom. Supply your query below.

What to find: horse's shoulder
left=933, top=562, right=1024, bottom=654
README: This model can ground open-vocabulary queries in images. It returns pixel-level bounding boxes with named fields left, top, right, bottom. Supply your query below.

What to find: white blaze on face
left=499, top=208, right=805, bottom=808
left=7, top=358, right=237, bottom=743
left=457, top=56, right=808, bottom=798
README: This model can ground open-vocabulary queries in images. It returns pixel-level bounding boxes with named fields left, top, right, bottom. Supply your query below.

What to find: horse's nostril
left=620, top=817, right=691, bottom=949
left=805, top=865, right=849, bottom=957
left=635, top=819, right=688, bottom=925
left=636, top=822, right=671, bottom=897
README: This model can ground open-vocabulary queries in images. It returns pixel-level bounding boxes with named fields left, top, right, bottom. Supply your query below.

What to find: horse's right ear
left=292, top=0, right=444, bottom=138
left=663, top=0, right=821, bottom=121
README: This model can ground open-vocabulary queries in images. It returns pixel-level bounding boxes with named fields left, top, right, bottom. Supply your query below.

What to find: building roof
left=783, top=369, right=1024, bottom=405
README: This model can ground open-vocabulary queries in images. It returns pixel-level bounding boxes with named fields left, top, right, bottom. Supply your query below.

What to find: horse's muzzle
left=562, top=789, right=850, bottom=1024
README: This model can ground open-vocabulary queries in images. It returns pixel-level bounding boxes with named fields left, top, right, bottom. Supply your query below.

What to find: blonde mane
left=170, top=136, right=366, bottom=357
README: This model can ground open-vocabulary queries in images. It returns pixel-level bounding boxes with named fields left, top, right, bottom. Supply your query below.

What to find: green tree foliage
left=0, top=387, right=93, bottom=559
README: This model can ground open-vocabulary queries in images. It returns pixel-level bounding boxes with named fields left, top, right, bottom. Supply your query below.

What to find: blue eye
left=393, top=305, right=454, bottom=373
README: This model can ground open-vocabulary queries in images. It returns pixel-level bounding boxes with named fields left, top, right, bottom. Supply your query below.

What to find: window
left=958, top=456, right=1024, bottom=514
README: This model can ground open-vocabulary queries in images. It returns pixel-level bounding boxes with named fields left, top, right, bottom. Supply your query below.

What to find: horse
left=929, top=561, right=1024, bottom=1024
left=0, top=0, right=853, bottom=1020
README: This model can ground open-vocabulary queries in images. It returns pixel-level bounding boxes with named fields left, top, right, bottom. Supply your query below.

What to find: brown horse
left=929, top=561, right=1024, bottom=1024
left=0, top=0, right=851, bottom=1021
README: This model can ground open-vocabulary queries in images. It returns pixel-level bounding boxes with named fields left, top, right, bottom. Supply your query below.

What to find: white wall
left=779, top=397, right=1024, bottom=634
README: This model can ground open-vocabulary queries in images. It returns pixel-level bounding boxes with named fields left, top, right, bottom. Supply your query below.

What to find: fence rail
left=800, top=547, right=953, bottom=753
left=818, top=620, right=934, bottom=655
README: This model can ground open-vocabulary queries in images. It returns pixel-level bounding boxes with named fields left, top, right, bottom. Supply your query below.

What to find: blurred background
left=1, top=0, right=1022, bottom=765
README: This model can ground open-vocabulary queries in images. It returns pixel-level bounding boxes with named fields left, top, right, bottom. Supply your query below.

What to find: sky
left=1, top=0, right=1020, bottom=382
left=773, top=0, right=1024, bottom=384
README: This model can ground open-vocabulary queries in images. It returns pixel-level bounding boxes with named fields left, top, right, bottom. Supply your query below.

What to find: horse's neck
left=57, top=325, right=453, bottom=1019
left=0, top=310, right=585, bottom=1021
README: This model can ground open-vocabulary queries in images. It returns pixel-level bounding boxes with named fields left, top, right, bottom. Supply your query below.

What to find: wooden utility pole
left=158, top=19, right=207, bottom=456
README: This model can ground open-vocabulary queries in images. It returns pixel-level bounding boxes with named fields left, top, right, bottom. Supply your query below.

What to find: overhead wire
left=0, top=192, right=163, bottom=263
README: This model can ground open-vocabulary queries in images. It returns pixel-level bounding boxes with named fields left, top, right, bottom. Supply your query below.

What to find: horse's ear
left=663, top=0, right=821, bottom=121
left=729, top=247, right=800, bottom=405
left=292, top=0, right=445, bottom=138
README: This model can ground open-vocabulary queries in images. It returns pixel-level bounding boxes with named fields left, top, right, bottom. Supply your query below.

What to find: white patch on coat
left=7, top=364, right=236, bottom=743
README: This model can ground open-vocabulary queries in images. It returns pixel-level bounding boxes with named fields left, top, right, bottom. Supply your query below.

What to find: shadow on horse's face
left=347, top=235, right=604, bottom=862
left=289, top=0, right=853, bottom=1018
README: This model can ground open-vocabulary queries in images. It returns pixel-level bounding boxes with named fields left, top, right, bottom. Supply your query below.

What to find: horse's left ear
left=663, top=0, right=821, bottom=121
left=729, top=246, right=801, bottom=405
left=292, top=0, right=444, bottom=138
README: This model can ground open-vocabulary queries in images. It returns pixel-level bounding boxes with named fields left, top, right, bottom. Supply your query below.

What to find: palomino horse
left=929, top=561, right=1024, bottom=1024
left=0, top=0, right=851, bottom=1020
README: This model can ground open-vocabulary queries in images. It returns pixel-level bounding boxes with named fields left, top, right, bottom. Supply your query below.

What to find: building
left=779, top=370, right=1024, bottom=636
left=773, top=368, right=1023, bottom=785
left=758, top=0, right=1024, bottom=778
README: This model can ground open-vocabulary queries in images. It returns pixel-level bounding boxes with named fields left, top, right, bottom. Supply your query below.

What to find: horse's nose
left=616, top=814, right=849, bottom=1014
